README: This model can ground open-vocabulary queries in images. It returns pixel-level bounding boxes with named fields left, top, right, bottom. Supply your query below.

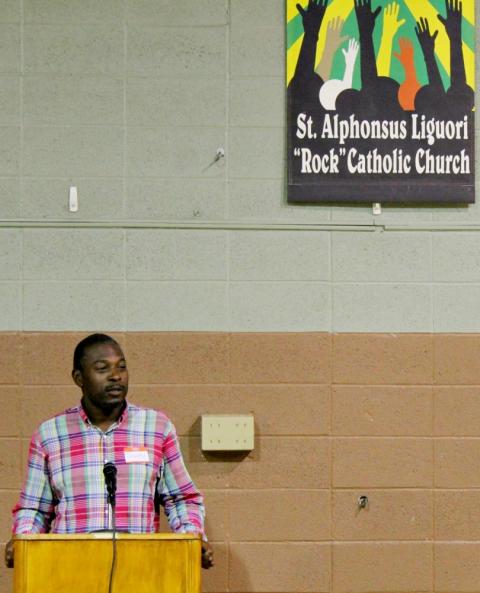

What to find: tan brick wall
left=1, top=332, right=479, bottom=592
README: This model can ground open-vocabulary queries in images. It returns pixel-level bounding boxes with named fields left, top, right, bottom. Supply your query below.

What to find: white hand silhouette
left=319, top=38, right=359, bottom=111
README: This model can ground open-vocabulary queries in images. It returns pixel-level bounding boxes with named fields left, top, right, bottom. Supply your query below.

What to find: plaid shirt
left=12, top=402, right=205, bottom=535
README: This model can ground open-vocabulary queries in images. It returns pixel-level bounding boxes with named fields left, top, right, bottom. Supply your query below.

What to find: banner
left=286, top=0, right=475, bottom=203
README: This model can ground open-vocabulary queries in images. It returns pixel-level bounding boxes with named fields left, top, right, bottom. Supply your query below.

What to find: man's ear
left=72, top=369, right=83, bottom=388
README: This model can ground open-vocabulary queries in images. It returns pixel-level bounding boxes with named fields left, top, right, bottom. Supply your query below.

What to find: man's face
left=72, top=342, right=129, bottom=411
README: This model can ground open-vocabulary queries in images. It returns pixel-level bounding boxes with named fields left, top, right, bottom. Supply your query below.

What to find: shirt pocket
left=116, top=452, right=158, bottom=496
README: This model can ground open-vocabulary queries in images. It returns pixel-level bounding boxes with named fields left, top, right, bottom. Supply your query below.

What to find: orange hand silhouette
left=393, top=38, right=421, bottom=110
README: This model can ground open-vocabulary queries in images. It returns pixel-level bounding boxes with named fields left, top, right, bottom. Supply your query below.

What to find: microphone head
left=103, top=461, right=117, bottom=479
left=103, top=461, right=117, bottom=508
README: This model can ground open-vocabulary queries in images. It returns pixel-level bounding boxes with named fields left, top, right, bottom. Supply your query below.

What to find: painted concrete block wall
left=6, top=227, right=480, bottom=331
left=3, top=332, right=480, bottom=593
left=0, top=1, right=479, bottom=332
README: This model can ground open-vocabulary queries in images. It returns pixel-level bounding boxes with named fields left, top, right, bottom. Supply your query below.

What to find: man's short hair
left=73, top=333, right=120, bottom=371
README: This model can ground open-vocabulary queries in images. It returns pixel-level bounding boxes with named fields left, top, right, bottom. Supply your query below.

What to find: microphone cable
left=107, top=504, right=117, bottom=593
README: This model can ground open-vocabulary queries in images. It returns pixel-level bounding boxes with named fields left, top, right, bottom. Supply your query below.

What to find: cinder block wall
left=4, top=332, right=480, bottom=593
left=1, top=1, right=480, bottom=592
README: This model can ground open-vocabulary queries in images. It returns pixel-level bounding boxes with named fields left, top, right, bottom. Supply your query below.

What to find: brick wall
left=2, top=331, right=480, bottom=593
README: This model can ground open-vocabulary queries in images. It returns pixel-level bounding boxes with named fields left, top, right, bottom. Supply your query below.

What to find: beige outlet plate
left=201, top=414, right=254, bottom=451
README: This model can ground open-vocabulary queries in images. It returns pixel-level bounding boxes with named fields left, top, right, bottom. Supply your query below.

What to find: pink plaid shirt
left=13, top=403, right=205, bottom=535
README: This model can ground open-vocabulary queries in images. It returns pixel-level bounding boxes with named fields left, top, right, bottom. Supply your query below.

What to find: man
left=6, top=333, right=213, bottom=569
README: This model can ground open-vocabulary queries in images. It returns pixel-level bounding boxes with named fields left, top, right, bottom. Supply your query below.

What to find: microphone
left=103, top=461, right=118, bottom=593
left=103, top=461, right=117, bottom=508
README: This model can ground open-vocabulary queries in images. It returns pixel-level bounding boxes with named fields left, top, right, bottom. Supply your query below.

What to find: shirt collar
left=79, top=400, right=129, bottom=430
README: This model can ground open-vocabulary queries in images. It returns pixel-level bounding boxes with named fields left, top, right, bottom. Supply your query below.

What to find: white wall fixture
left=201, top=414, right=254, bottom=451
left=69, top=186, right=78, bottom=212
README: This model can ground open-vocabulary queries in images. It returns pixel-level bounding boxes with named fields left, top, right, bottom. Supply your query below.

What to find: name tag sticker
left=124, top=447, right=149, bottom=463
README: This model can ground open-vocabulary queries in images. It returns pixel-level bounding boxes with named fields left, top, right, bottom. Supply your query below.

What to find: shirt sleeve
left=12, top=435, right=55, bottom=534
left=157, top=421, right=205, bottom=537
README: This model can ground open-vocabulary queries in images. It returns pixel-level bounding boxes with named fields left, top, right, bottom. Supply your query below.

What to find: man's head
left=72, top=334, right=128, bottom=413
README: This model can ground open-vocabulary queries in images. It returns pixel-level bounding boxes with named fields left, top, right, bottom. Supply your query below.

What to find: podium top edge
left=13, top=533, right=202, bottom=541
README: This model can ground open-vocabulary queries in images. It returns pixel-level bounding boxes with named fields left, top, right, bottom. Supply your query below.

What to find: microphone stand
left=104, top=465, right=117, bottom=593
left=107, top=495, right=117, bottom=593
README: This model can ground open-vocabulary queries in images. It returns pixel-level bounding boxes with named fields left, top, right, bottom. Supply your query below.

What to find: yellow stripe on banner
left=462, top=0, right=474, bottom=26
left=287, top=0, right=354, bottom=85
left=287, top=36, right=303, bottom=85
left=403, top=0, right=451, bottom=75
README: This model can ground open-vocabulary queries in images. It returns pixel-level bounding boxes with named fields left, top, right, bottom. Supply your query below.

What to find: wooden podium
left=13, top=533, right=201, bottom=593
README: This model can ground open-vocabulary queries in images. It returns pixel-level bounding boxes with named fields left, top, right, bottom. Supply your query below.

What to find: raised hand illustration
left=437, top=0, right=466, bottom=87
left=336, top=0, right=402, bottom=116
left=393, top=38, right=420, bottom=110
left=414, top=17, right=449, bottom=114
left=297, top=0, right=328, bottom=36
left=293, top=0, right=329, bottom=81
left=289, top=0, right=329, bottom=106
left=437, top=0, right=462, bottom=44
left=355, top=0, right=382, bottom=37
left=315, top=17, right=348, bottom=81
left=415, top=17, right=443, bottom=90
left=319, top=38, right=359, bottom=110
left=354, top=0, right=382, bottom=87
left=377, top=2, right=405, bottom=77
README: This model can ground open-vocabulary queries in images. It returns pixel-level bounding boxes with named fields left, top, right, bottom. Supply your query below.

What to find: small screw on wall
left=357, top=495, right=369, bottom=510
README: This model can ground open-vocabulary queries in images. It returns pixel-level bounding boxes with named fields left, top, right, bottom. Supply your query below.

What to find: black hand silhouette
left=415, top=17, right=438, bottom=57
left=354, top=0, right=381, bottom=38
left=437, top=0, right=468, bottom=91
left=437, top=0, right=462, bottom=42
left=414, top=15, right=445, bottom=102
left=296, top=0, right=329, bottom=37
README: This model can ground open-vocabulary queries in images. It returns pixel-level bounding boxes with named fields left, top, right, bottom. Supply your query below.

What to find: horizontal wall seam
left=3, top=220, right=480, bottom=231
left=0, top=220, right=375, bottom=231
left=227, top=540, right=436, bottom=544
left=9, top=280, right=480, bottom=285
